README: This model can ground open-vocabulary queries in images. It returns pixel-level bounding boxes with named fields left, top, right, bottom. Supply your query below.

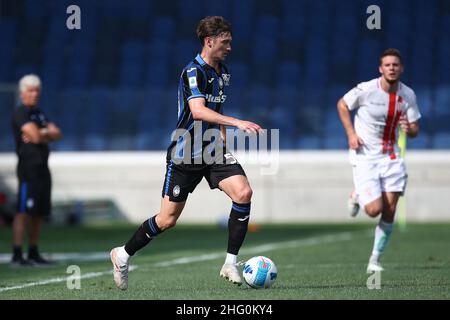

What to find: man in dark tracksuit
left=11, top=74, right=62, bottom=266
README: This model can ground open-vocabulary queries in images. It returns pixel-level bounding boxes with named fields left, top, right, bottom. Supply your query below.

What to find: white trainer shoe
left=220, top=263, right=242, bottom=285
left=347, top=190, right=360, bottom=217
left=367, top=261, right=384, bottom=272
left=110, top=247, right=129, bottom=290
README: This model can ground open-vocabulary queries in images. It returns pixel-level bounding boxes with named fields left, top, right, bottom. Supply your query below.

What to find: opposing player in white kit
left=337, top=49, right=421, bottom=272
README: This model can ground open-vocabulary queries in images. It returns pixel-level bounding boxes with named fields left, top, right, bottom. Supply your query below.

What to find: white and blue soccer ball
left=242, top=256, right=278, bottom=289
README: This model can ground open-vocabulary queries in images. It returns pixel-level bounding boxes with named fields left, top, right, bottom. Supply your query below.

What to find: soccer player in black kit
left=11, top=74, right=62, bottom=266
left=110, top=16, right=263, bottom=290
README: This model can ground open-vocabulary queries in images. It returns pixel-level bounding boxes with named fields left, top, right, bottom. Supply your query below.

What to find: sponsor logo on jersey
left=205, top=94, right=227, bottom=103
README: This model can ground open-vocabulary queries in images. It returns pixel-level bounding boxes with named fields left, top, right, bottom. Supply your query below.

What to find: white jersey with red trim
left=343, top=78, right=421, bottom=164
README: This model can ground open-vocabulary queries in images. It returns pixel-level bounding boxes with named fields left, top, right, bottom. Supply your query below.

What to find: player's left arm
left=220, top=125, right=226, bottom=144
left=45, top=122, right=63, bottom=141
left=400, top=93, right=421, bottom=138
left=399, top=116, right=419, bottom=138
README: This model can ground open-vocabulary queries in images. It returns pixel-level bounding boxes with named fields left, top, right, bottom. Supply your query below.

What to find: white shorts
left=352, top=157, right=408, bottom=206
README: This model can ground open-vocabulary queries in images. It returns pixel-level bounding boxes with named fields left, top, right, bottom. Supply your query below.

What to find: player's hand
left=348, top=133, right=364, bottom=150
left=22, top=134, right=31, bottom=144
left=236, top=120, right=263, bottom=134
left=399, top=115, right=410, bottom=134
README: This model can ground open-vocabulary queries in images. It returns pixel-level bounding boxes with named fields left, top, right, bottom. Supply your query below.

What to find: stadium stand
left=0, top=0, right=449, bottom=151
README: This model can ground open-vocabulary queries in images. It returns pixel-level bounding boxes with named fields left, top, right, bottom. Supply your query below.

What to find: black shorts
left=161, top=154, right=246, bottom=202
left=16, top=172, right=52, bottom=216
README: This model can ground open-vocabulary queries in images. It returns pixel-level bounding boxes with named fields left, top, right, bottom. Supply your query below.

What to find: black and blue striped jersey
left=167, top=54, right=231, bottom=164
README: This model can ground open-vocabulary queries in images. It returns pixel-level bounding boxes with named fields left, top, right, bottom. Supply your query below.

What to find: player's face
left=379, top=55, right=403, bottom=84
left=20, top=85, right=40, bottom=107
left=211, top=32, right=232, bottom=62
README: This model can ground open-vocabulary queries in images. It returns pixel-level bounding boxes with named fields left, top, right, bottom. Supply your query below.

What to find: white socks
left=225, top=253, right=237, bottom=265
left=371, top=219, right=393, bottom=262
left=117, top=246, right=130, bottom=265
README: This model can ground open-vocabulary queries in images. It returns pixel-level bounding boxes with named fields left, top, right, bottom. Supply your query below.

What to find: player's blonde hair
left=18, top=74, right=41, bottom=92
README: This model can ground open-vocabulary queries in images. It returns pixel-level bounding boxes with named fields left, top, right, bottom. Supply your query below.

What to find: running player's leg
left=368, top=159, right=406, bottom=272
left=352, top=161, right=383, bottom=218
left=111, top=197, right=185, bottom=290
left=110, top=162, right=201, bottom=290
left=353, top=161, right=392, bottom=271
left=208, top=161, right=251, bottom=285
left=367, top=192, right=400, bottom=272
left=219, top=174, right=253, bottom=261
left=124, top=196, right=186, bottom=258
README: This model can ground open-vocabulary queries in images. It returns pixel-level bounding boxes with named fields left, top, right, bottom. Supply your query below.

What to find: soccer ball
left=242, top=256, right=278, bottom=289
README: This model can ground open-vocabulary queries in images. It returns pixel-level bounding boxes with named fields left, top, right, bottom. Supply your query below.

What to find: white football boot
left=347, top=190, right=360, bottom=217
left=367, top=256, right=384, bottom=272
left=220, top=263, right=242, bottom=285
left=110, top=247, right=129, bottom=290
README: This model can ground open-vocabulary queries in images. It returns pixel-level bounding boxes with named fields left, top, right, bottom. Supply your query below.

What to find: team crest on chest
left=221, top=73, right=230, bottom=86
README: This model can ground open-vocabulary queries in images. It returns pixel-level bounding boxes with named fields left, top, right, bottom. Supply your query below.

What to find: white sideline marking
left=0, top=252, right=109, bottom=264
left=0, top=230, right=369, bottom=293
left=0, top=266, right=137, bottom=293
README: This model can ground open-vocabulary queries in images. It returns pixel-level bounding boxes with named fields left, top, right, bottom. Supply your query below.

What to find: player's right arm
left=189, top=98, right=262, bottom=134
left=183, top=65, right=262, bottom=134
left=337, top=97, right=364, bottom=150
left=21, top=123, right=50, bottom=144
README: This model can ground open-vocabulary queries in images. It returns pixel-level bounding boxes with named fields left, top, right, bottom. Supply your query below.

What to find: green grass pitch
left=0, top=223, right=449, bottom=300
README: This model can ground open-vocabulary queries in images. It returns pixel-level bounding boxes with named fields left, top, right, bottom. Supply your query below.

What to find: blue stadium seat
left=83, top=135, right=107, bottom=151
left=408, top=133, right=430, bottom=149
left=323, top=135, right=348, bottom=150
left=1, top=0, right=447, bottom=151
left=247, top=85, right=272, bottom=122
left=231, top=0, right=255, bottom=43
left=97, top=0, right=124, bottom=18
left=324, top=113, right=344, bottom=135
left=299, top=106, right=323, bottom=135
left=174, top=39, right=199, bottom=72
left=434, top=86, right=450, bottom=116
left=296, top=135, right=322, bottom=149
left=357, top=38, right=382, bottom=81
left=178, top=0, right=204, bottom=23
left=276, top=61, right=301, bottom=90
left=14, top=65, right=40, bottom=82
left=125, top=0, right=152, bottom=20
left=432, top=133, right=450, bottom=149
left=86, top=89, right=111, bottom=135
left=414, top=88, right=433, bottom=115
left=223, top=88, right=245, bottom=120
left=147, top=41, right=171, bottom=62
left=252, top=16, right=279, bottom=66
left=145, top=61, right=170, bottom=88
left=151, top=16, right=176, bottom=42
left=25, top=0, right=48, bottom=18
left=205, top=0, right=231, bottom=18
left=0, top=19, right=17, bottom=81
left=227, top=62, right=250, bottom=88
left=281, top=0, right=305, bottom=42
